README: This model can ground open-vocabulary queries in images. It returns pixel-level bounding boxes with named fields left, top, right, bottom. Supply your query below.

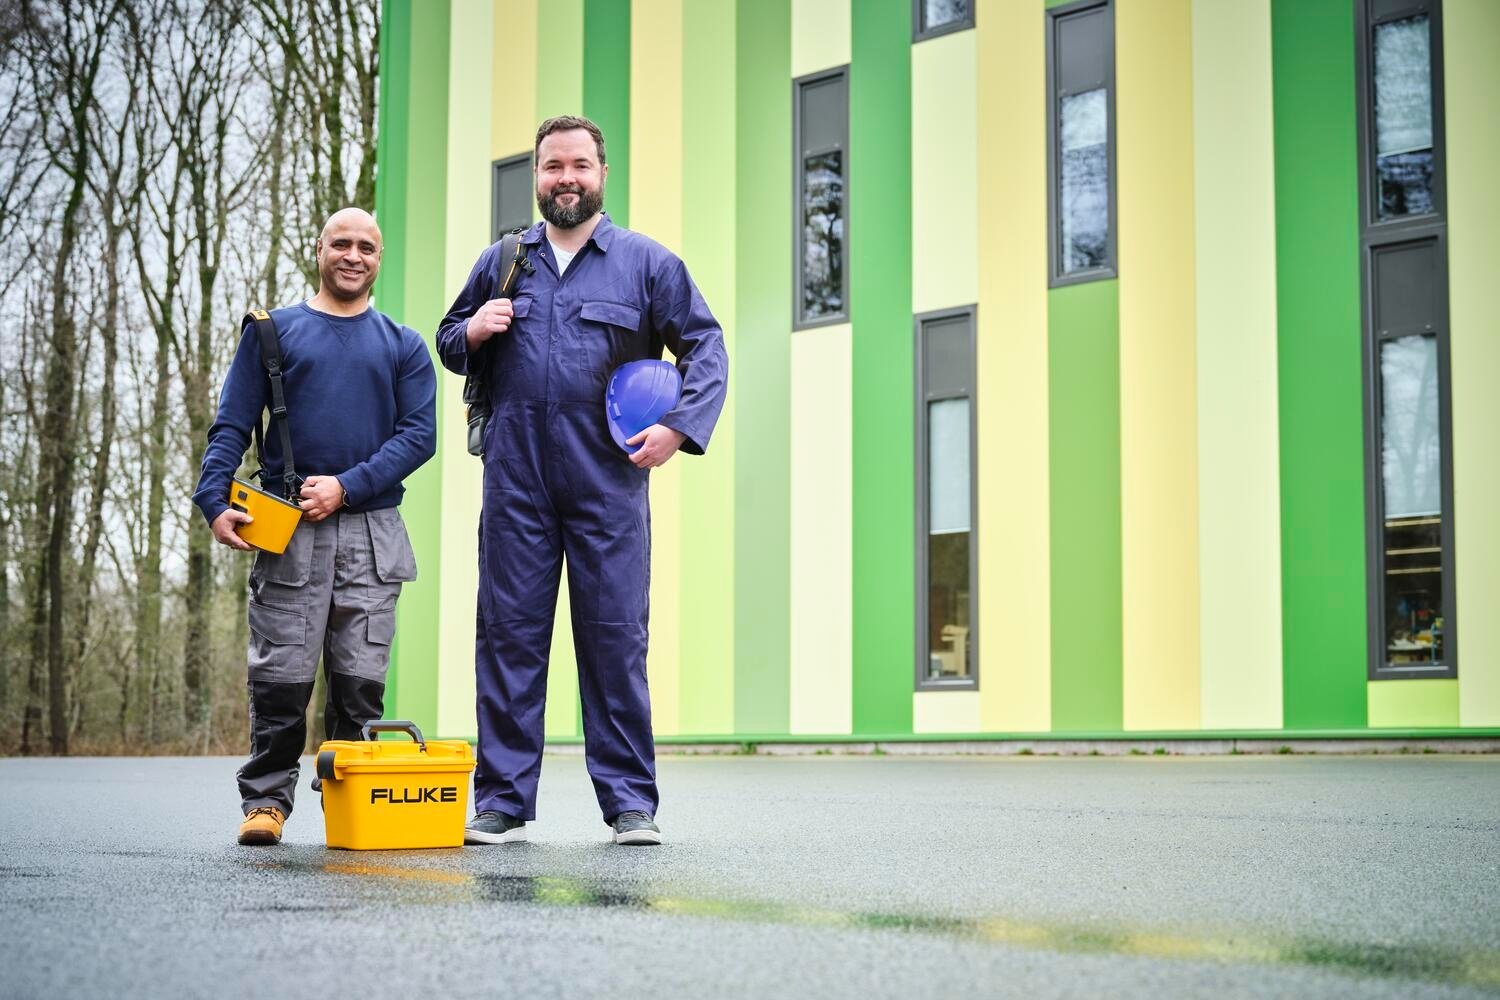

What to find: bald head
left=314, top=207, right=383, bottom=307
left=320, top=207, right=381, bottom=246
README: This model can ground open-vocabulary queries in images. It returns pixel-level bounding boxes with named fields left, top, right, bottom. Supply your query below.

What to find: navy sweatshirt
left=192, top=302, right=437, bottom=526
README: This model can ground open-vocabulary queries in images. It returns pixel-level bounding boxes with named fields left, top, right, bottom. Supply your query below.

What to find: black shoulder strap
left=496, top=229, right=527, bottom=298
left=245, top=308, right=297, bottom=498
left=464, top=231, right=529, bottom=408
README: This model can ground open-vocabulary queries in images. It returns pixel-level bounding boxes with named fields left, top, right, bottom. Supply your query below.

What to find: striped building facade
left=374, top=0, right=1500, bottom=742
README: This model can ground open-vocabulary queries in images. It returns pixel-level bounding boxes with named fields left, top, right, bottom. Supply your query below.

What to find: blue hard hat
left=606, top=360, right=683, bottom=454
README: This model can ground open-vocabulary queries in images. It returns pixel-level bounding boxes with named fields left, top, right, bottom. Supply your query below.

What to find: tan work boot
left=237, top=806, right=286, bottom=846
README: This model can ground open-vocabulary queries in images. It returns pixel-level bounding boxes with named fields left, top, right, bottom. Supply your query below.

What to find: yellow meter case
left=316, top=722, right=475, bottom=850
left=229, top=477, right=302, bottom=554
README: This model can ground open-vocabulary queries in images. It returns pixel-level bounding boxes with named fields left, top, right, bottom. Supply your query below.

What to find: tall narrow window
left=1357, top=0, right=1453, bottom=679
left=913, top=0, right=973, bottom=42
left=794, top=68, right=848, bottom=328
left=491, top=153, right=533, bottom=243
left=915, top=308, right=977, bottom=690
left=1046, top=0, right=1115, bottom=286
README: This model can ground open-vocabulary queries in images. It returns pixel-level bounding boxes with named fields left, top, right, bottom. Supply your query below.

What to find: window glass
left=921, top=0, right=970, bottom=33
left=925, top=397, right=972, bottom=682
left=1374, top=14, right=1433, bottom=218
left=1379, top=331, right=1445, bottom=668
left=1060, top=88, right=1108, bottom=273
left=492, top=157, right=533, bottom=241
left=802, top=150, right=844, bottom=321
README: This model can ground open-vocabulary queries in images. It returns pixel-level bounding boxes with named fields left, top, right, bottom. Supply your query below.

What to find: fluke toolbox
left=315, top=721, right=475, bottom=850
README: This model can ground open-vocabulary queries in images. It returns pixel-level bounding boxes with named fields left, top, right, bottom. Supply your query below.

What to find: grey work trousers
left=237, top=508, right=418, bottom=816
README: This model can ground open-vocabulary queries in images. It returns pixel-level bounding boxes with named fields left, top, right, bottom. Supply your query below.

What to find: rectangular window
left=491, top=153, right=533, bottom=243
left=913, top=0, right=973, bottom=42
left=794, top=68, right=848, bottom=328
left=1046, top=0, right=1115, bottom=286
left=1359, top=0, right=1445, bottom=224
left=1357, top=0, right=1453, bottom=680
left=915, top=308, right=977, bottom=690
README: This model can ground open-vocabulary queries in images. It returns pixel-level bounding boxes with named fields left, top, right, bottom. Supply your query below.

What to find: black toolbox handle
left=360, top=720, right=427, bottom=752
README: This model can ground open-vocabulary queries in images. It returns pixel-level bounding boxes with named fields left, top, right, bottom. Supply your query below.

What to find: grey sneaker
left=464, top=810, right=527, bottom=845
left=611, top=810, right=661, bottom=846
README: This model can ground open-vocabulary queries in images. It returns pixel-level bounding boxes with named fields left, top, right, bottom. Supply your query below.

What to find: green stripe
left=1271, top=0, right=1367, bottom=730
left=850, top=0, right=914, bottom=735
left=1048, top=280, right=1123, bottom=732
left=583, top=0, right=630, bottom=230
left=732, top=0, right=791, bottom=734
left=678, top=0, right=738, bottom=735
left=383, top=0, right=449, bottom=731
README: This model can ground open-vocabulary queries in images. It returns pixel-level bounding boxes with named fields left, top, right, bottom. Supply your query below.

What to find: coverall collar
left=522, top=212, right=616, bottom=253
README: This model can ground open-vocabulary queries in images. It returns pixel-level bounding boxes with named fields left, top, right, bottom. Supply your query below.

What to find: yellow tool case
left=315, top=722, right=475, bottom=850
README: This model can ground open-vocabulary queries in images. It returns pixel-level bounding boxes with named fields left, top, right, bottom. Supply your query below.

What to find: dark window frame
left=491, top=152, right=533, bottom=243
left=793, top=66, right=850, bottom=331
left=1045, top=0, right=1117, bottom=288
left=1355, top=0, right=1456, bottom=682
left=912, top=0, right=975, bottom=43
left=914, top=305, right=979, bottom=693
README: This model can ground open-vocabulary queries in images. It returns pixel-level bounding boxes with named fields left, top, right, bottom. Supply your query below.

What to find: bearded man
left=435, top=116, right=728, bottom=847
left=193, top=207, right=437, bottom=846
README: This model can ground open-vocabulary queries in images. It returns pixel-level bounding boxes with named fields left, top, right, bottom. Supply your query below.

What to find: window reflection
left=802, top=150, right=844, bottom=320
left=1380, top=334, right=1444, bottom=665
left=1374, top=15, right=1434, bottom=218
left=1060, top=88, right=1108, bottom=273
left=926, top=398, right=971, bottom=681
left=922, top=0, right=970, bottom=33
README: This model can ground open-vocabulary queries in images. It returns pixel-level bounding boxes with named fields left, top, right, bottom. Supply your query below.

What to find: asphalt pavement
left=2, top=752, right=1497, bottom=999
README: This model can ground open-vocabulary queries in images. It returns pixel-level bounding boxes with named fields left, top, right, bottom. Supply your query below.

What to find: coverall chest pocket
left=252, top=522, right=314, bottom=587
left=578, top=300, right=644, bottom=374
left=495, top=295, right=532, bottom=375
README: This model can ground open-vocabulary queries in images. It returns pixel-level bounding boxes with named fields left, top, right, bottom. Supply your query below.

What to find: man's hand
left=210, top=509, right=256, bottom=551
left=625, top=424, right=686, bottom=469
left=299, top=475, right=345, bottom=522
left=466, top=298, right=514, bottom=350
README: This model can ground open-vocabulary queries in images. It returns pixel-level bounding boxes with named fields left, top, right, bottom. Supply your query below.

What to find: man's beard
left=537, top=182, right=603, bottom=228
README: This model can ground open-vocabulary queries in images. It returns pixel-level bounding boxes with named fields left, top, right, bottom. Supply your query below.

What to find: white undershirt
left=549, top=239, right=577, bottom=275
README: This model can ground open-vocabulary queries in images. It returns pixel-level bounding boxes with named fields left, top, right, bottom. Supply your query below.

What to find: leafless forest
left=0, top=0, right=382, bottom=755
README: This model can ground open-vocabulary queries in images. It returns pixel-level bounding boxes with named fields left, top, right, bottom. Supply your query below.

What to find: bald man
left=193, top=208, right=437, bottom=845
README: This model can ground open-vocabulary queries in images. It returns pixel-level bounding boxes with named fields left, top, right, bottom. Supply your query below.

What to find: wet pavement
left=1, top=752, right=1497, bottom=998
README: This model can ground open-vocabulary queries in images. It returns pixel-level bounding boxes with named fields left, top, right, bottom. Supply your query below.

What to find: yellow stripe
left=491, top=0, right=538, bottom=162
left=791, top=0, right=849, bottom=77
left=436, top=0, right=495, bottom=740
left=913, top=691, right=980, bottom=734
left=1446, top=0, right=1500, bottom=727
left=789, top=324, right=853, bottom=734
left=975, top=0, right=1050, bottom=733
left=911, top=30, right=976, bottom=313
left=1369, top=679, right=1459, bottom=728
left=631, top=0, right=685, bottom=734
left=1192, top=0, right=1282, bottom=729
left=1117, top=0, right=1200, bottom=731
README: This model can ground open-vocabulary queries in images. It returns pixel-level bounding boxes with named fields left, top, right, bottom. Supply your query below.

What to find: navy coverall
left=435, top=215, right=727, bottom=823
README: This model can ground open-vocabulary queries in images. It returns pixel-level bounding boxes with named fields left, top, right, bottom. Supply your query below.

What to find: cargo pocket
left=579, top=300, right=644, bottom=373
left=367, top=508, right=418, bottom=583
left=252, top=521, right=314, bottom=587
left=366, top=605, right=396, bottom=646
left=247, top=600, right=311, bottom=683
